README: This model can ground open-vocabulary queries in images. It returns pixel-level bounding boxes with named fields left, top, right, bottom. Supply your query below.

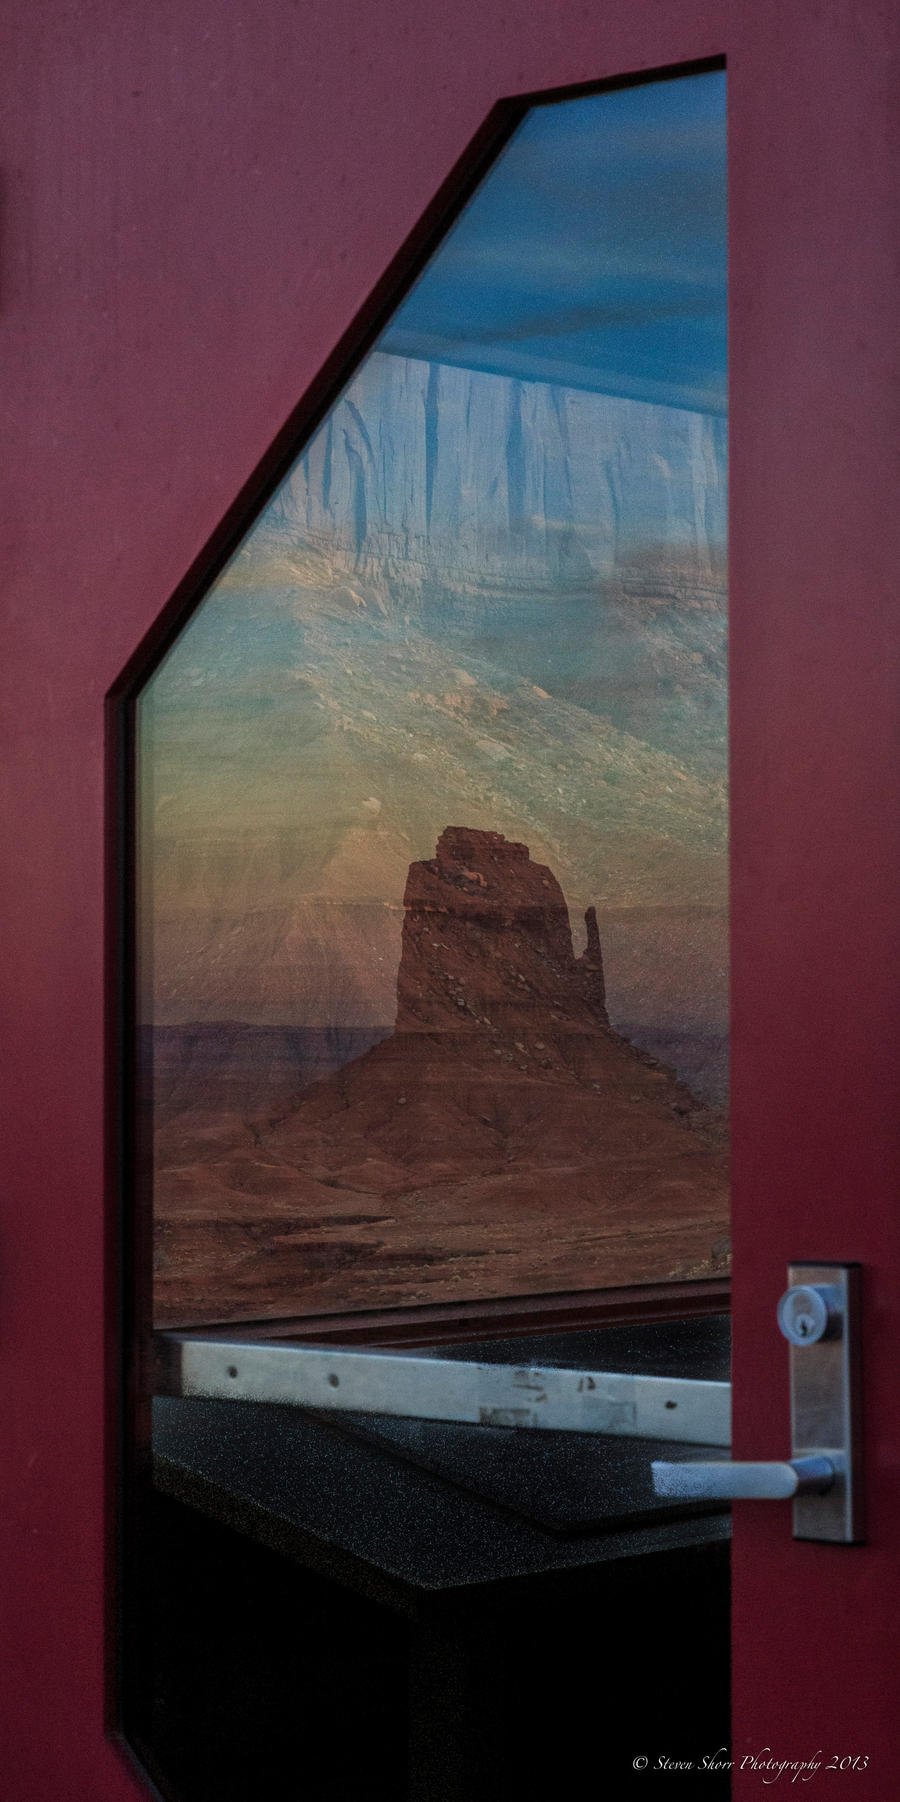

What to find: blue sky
left=381, top=70, right=727, bottom=415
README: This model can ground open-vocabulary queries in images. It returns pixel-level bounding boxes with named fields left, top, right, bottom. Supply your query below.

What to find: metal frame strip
left=155, top=1333, right=732, bottom=1447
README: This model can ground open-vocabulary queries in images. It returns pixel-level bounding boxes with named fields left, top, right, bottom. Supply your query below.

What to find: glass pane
left=138, top=69, right=728, bottom=1329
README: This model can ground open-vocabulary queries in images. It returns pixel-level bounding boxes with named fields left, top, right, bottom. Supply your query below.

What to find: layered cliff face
left=153, top=830, right=728, bottom=1327
left=143, top=352, right=729, bottom=1234
left=269, top=353, right=726, bottom=602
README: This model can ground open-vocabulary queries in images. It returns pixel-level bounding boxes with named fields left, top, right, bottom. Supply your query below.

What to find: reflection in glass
left=139, top=71, right=728, bottom=1327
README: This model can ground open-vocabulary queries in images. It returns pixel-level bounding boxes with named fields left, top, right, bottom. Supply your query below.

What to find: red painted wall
left=1, top=2, right=898, bottom=1795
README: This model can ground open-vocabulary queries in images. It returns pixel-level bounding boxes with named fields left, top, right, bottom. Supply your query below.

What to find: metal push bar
left=155, top=1332, right=732, bottom=1448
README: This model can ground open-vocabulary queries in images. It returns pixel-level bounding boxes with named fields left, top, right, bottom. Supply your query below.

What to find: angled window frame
left=110, top=53, right=730, bottom=1367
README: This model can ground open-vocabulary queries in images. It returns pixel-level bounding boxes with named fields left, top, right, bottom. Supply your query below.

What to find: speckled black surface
left=153, top=1315, right=730, bottom=1596
left=319, top=1314, right=730, bottom=1531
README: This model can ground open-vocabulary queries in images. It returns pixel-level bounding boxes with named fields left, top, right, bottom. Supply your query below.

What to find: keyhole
left=777, top=1282, right=839, bottom=1348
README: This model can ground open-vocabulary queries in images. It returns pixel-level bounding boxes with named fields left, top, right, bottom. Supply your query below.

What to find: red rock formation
left=153, top=828, right=729, bottom=1326
left=395, top=826, right=606, bottom=1037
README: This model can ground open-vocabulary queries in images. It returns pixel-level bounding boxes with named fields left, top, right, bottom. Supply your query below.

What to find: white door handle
left=651, top=1453, right=836, bottom=1501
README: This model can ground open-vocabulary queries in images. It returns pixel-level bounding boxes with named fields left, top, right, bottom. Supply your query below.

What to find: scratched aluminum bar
left=155, top=1334, right=731, bottom=1447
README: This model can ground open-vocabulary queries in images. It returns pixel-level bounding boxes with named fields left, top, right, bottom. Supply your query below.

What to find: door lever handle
left=652, top=1453, right=836, bottom=1501
left=651, top=1262, right=863, bottom=1543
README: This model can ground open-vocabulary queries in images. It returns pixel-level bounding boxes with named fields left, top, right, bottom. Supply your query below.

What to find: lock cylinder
left=776, top=1283, right=841, bottom=1345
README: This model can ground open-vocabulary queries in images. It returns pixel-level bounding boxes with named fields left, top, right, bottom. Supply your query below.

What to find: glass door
left=125, top=63, right=731, bottom=1799
left=3, top=6, right=896, bottom=1799
left=138, top=67, right=729, bottom=1337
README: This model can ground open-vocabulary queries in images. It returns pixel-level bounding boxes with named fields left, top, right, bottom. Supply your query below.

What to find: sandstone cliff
left=144, top=352, right=729, bottom=1143
left=269, top=353, right=726, bottom=603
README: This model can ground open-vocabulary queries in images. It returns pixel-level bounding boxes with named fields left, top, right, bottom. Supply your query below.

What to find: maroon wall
left=1, top=2, right=898, bottom=1795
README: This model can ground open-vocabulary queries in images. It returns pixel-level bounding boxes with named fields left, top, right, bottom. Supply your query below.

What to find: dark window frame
left=110, top=52, right=730, bottom=1374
